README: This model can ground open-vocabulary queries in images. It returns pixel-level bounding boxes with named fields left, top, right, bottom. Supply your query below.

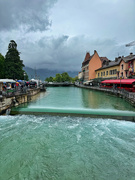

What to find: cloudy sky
left=0, top=0, right=135, bottom=71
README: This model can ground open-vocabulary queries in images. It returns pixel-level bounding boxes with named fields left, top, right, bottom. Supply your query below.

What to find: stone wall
left=0, top=88, right=41, bottom=114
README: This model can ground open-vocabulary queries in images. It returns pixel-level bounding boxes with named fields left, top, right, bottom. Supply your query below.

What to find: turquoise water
left=1, top=115, right=135, bottom=180
left=1, top=87, right=135, bottom=179
left=29, top=87, right=135, bottom=111
left=13, top=87, right=135, bottom=116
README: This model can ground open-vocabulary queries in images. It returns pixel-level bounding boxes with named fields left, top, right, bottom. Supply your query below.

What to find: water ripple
left=0, top=115, right=135, bottom=180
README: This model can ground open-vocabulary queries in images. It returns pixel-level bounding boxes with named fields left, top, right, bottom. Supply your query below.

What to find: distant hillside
left=23, top=66, right=78, bottom=81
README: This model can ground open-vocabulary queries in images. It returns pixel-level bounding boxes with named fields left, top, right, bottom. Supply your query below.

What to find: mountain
left=23, top=66, right=78, bottom=81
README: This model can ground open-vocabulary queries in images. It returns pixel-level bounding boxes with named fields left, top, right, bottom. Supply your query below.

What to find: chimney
left=94, top=50, right=97, bottom=54
left=115, top=58, right=118, bottom=62
left=130, top=52, right=133, bottom=56
left=106, top=61, right=109, bottom=65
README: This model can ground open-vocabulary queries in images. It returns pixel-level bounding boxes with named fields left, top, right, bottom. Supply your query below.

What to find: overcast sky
left=0, top=0, right=135, bottom=71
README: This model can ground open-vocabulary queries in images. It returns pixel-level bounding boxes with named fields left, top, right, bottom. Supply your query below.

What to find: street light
left=120, top=76, right=122, bottom=90
left=24, top=72, right=26, bottom=81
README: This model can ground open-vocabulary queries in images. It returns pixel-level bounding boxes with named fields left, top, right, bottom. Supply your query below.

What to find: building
left=78, top=72, right=83, bottom=81
left=81, top=50, right=109, bottom=82
left=95, top=53, right=135, bottom=79
left=119, top=53, right=135, bottom=78
left=95, top=57, right=121, bottom=79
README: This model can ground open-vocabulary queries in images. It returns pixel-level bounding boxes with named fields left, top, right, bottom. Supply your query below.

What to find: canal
left=0, top=87, right=135, bottom=179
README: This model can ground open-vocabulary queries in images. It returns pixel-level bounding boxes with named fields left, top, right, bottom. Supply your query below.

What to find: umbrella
left=17, top=80, right=23, bottom=82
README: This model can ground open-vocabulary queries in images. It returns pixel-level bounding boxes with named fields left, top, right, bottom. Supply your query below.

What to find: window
left=110, top=70, right=112, bottom=75
left=121, top=64, right=124, bottom=70
left=101, top=72, right=102, bottom=76
left=103, top=72, right=105, bottom=76
left=106, top=71, right=108, bottom=75
left=98, top=73, right=100, bottom=77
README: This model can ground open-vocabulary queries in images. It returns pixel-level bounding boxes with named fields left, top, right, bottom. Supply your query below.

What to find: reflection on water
left=27, top=87, right=135, bottom=112
left=81, top=88, right=135, bottom=111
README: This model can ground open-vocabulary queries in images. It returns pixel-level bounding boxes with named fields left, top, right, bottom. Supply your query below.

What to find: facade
left=95, top=53, right=135, bottom=79
left=81, top=50, right=109, bottom=81
left=78, top=72, right=83, bottom=80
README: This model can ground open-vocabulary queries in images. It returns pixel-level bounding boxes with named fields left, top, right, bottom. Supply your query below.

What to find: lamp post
left=120, top=76, right=122, bottom=90
left=24, top=72, right=26, bottom=81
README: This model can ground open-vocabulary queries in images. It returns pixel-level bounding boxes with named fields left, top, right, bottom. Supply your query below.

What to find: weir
left=11, top=107, right=135, bottom=121
left=10, top=86, right=135, bottom=122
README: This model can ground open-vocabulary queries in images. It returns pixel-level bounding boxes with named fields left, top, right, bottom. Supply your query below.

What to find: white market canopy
left=0, top=79, right=16, bottom=83
left=83, top=80, right=93, bottom=85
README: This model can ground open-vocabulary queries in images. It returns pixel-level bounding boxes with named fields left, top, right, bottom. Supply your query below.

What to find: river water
left=0, top=87, right=135, bottom=180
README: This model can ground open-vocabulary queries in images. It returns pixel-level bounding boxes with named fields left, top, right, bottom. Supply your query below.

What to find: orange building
left=81, top=50, right=109, bottom=81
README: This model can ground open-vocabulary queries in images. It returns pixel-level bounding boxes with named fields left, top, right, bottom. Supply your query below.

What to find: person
left=3, top=84, right=6, bottom=91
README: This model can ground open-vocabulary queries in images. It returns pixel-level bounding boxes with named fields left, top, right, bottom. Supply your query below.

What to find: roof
left=122, top=53, right=135, bottom=62
left=83, top=52, right=91, bottom=62
left=100, top=57, right=109, bottom=62
left=82, top=54, right=94, bottom=67
left=101, top=79, right=135, bottom=85
left=0, top=79, right=16, bottom=83
left=96, top=53, right=135, bottom=71
left=96, top=58, right=121, bottom=71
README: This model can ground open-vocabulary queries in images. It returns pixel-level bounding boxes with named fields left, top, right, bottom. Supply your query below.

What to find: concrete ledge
left=11, top=107, right=135, bottom=122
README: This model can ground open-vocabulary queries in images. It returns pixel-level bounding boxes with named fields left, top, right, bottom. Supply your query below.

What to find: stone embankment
left=0, top=88, right=42, bottom=114
left=75, top=84, right=135, bottom=107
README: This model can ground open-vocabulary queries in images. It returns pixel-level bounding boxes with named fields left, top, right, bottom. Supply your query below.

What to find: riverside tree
left=61, top=72, right=71, bottom=82
left=0, top=53, right=5, bottom=78
left=45, top=72, right=75, bottom=82
left=5, top=40, right=24, bottom=79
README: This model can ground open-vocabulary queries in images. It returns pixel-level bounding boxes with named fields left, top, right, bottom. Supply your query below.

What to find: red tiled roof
left=83, top=52, right=91, bottom=62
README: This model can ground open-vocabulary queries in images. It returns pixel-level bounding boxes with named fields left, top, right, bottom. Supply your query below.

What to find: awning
left=101, top=79, right=135, bottom=85
left=83, top=80, right=93, bottom=85
left=0, top=79, right=16, bottom=83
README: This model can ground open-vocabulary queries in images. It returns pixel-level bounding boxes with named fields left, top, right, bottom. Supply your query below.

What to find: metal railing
left=1, top=87, right=29, bottom=98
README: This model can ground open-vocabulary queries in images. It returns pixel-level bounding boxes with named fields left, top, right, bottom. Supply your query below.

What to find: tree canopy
left=0, top=53, right=5, bottom=78
left=4, top=40, right=25, bottom=80
left=45, top=72, right=78, bottom=83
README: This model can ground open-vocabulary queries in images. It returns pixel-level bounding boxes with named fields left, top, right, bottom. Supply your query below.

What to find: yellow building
left=95, top=58, right=121, bottom=79
left=95, top=53, right=135, bottom=79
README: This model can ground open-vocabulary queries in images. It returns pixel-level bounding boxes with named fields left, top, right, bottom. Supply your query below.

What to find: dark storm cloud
left=21, top=35, right=129, bottom=71
left=0, top=0, right=134, bottom=72
left=0, top=0, right=57, bottom=31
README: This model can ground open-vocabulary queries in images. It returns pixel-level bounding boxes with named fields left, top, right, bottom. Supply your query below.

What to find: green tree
left=45, top=77, right=49, bottom=82
left=61, top=72, right=71, bottom=82
left=71, top=76, right=78, bottom=83
left=55, top=73, right=62, bottom=82
left=45, top=76, right=54, bottom=82
left=5, top=40, right=24, bottom=79
left=0, top=53, right=5, bottom=78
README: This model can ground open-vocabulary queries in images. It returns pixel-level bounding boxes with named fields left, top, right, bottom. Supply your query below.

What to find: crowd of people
left=2, top=81, right=37, bottom=92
